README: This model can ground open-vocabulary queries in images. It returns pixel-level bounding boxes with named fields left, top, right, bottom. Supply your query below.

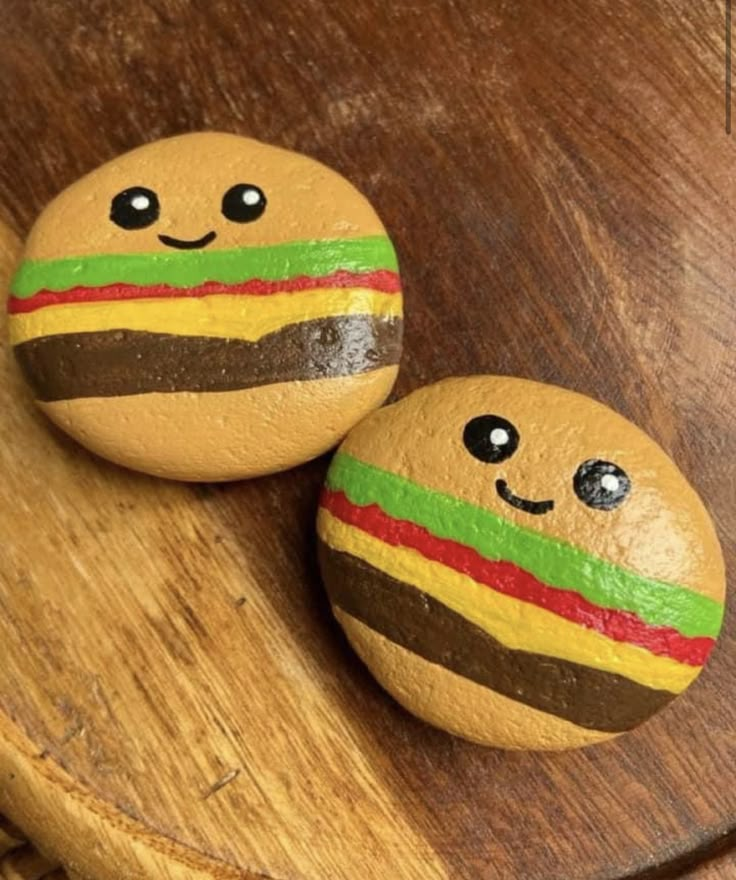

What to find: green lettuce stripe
left=11, top=235, right=398, bottom=298
left=325, top=452, right=724, bottom=638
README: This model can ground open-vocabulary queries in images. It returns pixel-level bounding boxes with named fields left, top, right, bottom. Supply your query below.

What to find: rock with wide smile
left=317, top=375, right=726, bottom=751
left=7, top=131, right=404, bottom=481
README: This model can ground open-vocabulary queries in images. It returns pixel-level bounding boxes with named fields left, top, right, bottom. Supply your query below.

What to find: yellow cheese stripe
left=8, top=288, right=402, bottom=345
left=318, top=508, right=698, bottom=694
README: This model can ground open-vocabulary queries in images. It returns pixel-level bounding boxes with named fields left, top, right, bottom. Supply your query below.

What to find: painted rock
left=316, top=376, right=726, bottom=750
left=7, top=132, right=402, bottom=481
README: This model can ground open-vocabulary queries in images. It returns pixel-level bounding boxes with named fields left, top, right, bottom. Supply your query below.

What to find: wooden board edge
left=0, top=713, right=272, bottom=880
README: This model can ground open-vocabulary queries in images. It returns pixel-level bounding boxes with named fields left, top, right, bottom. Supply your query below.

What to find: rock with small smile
left=316, top=375, right=726, bottom=750
left=7, top=132, right=403, bottom=480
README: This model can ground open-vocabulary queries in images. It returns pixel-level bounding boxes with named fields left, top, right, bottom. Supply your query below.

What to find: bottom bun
left=335, top=607, right=616, bottom=750
left=40, top=367, right=398, bottom=481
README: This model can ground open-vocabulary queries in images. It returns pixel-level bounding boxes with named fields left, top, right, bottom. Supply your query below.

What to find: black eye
left=222, top=184, right=267, bottom=223
left=463, top=415, right=519, bottom=464
left=110, top=187, right=160, bottom=230
left=573, top=459, right=631, bottom=511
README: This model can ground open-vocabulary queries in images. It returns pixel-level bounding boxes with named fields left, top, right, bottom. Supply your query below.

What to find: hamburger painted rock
left=316, top=376, right=726, bottom=750
left=7, top=132, right=402, bottom=481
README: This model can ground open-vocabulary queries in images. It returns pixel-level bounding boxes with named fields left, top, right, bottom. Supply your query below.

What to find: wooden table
left=0, top=2, right=734, bottom=878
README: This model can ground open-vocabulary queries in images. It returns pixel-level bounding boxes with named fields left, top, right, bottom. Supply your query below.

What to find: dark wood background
left=0, top=2, right=734, bottom=879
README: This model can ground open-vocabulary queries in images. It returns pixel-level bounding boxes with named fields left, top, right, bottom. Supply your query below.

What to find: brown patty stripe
left=14, top=315, right=403, bottom=402
left=318, top=540, right=676, bottom=732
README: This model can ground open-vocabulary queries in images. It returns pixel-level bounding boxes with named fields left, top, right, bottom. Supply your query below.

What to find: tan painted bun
left=339, top=375, right=724, bottom=598
left=24, top=132, right=387, bottom=259
left=41, top=368, right=398, bottom=482
left=12, top=133, right=402, bottom=480
left=336, top=609, right=614, bottom=750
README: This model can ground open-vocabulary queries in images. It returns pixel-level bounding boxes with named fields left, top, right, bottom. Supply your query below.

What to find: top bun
left=23, top=132, right=387, bottom=260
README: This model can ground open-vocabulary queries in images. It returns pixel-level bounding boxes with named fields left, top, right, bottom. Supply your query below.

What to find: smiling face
left=22, top=132, right=387, bottom=260
left=317, top=376, right=726, bottom=749
left=337, top=375, right=723, bottom=596
left=8, top=133, right=402, bottom=481
left=463, top=413, right=631, bottom=516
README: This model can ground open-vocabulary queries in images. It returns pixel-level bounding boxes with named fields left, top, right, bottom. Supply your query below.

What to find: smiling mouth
left=158, top=231, right=217, bottom=250
left=496, top=479, right=555, bottom=516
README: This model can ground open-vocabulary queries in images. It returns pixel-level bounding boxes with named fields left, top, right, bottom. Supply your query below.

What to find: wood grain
left=680, top=852, right=736, bottom=879
left=0, top=1, right=734, bottom=878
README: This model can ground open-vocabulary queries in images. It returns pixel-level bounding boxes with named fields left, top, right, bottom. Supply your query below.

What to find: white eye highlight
left=490, top=428, right=510, bottom=446
left=242, top=188, right=262, bottom=206
left=131, top=194, right=151, bottom=210
left=600, top=474, right=620, bottom=493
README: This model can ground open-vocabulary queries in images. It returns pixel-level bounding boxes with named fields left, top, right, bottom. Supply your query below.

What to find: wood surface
left=0, top=1, right=734, bottom=878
